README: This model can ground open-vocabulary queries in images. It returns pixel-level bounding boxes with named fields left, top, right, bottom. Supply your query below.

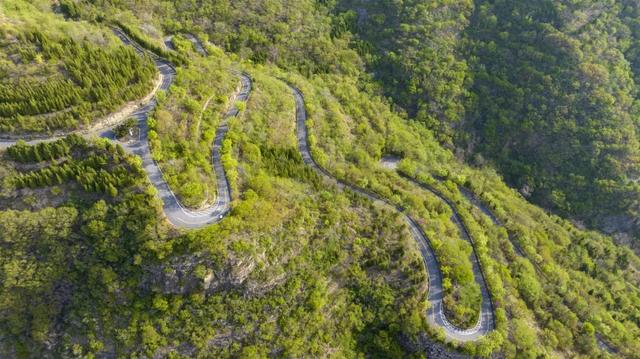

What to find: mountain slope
left=335, top=0, right=640, bottom=248
left=1, top=0, right=639, bottom=357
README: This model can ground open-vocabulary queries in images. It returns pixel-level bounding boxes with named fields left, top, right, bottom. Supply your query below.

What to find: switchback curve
left=0, top=28, right=250, bottom=229
left=455, top=182, right=618, bottom=354
left=82, top=29, right=252, bottom=228
left=399, top=175, right=496, bottom=340
left=289, top=84, right=495, bottom=342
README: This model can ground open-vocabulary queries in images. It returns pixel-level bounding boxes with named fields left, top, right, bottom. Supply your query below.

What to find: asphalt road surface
left=290, top=84, right=494, bottom=341
left=1, top=28, right=251, bottom=229
left=0, top=25, right=499, bottom=343
left=108, top=29, right=252, bottom=228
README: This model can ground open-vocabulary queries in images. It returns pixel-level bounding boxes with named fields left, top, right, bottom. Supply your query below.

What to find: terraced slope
left=290, top=84, right=495, bottom=341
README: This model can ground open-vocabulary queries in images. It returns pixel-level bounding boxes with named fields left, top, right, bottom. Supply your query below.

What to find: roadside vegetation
left=0, top=114, right=426, bottom=358
left=335, top=0, right=640, bottom=250
left=146, top=36, right=236, bottom=208
left=0, top=0, right=155, bottom=135
left=1, top=1, right=639, bottom=358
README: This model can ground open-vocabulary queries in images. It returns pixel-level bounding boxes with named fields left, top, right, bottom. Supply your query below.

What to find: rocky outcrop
left=141, top=254, right=259, bottom=296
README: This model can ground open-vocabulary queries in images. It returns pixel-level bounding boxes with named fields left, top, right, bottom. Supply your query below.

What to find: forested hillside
left=146, top=34, right=236, bottom=208
left=0, top=136, right=171, bottom=356
left=0, top=1, right=156, bottom=135
left=465, top=0, right=640, bottom=246
left=334, top=0, right=474, bottom=145
left=334, top=0, right=640, bottom=249
left=1, top=0, right=640, bottom=357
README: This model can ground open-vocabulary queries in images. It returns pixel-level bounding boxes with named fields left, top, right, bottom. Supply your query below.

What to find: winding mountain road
left=290, top=85, right=494, bottom=341
left=400, top=176, right=496, bottom=340
left=184, top=34, right=208, bottom=56
left=1, top=28, right=250, bottom=229
left=164, top=34, right=207, bottom=56
left=0, top=23, right=499, bottom=344
left=456, top=183, right=618, bottom=353
left=86, top=29, right=252, bottom=228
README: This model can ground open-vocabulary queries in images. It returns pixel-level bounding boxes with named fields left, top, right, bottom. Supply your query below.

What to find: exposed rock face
left=591, top=214, right=638, bottom=254
left=141, top=254, right=258, bottom=295
left=142, top=255, right=209, bottom=295
left=204, top=257, right=255, bottom=293
left=403, top=333, right=472, bottom=359
left=244, top=272, right=286, bottom=297
left=601, top=215, right=635, bottom=235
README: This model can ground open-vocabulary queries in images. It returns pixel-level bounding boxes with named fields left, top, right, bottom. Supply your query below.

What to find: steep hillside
left=0, top=0, right=156, bottom=135
left=1, top=0, right=639, bottom=358
left=466, top=0, right=640, bottom=246
left=335, top=0, right=474, bottom=145
left=334, top=0, right=640, bottom=248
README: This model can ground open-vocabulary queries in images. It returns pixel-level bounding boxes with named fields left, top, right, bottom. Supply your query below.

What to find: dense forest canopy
left=465, top=0, right=640, bottom=237
left=0, top=3, right=156, bottom=135
left=334, top=0, right=640, bottom=248
left=1, top=0, right=640, bottom=357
